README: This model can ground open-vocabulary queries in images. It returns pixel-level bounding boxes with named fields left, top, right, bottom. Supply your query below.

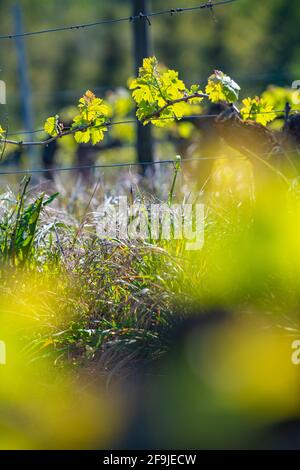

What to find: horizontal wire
left=0, top=156, right=243, bottom=176
left=6, top=108, right=295, bottom=138
left=0, top=1, right=236, bottom=40
left=0, top=149, right=299, bottom=177
left=1, top=108, right=298, bottom=174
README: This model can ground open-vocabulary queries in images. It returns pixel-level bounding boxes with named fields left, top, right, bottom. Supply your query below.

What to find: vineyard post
left=13, top=3, right=34, bottom=157
left=132, top=0, right=154, bottom=171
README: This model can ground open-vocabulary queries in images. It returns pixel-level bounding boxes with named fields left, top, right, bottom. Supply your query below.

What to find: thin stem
left=141, top=92, right=208, bottom=123
left=0, top=121, right=110, bottom=147
left=241, top=146, right=290, bottom=186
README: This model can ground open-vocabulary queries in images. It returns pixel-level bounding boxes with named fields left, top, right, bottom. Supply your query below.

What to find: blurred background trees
left=0, top=0, right=299, bottom=132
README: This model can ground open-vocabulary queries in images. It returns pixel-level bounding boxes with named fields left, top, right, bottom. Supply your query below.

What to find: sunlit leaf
left=241, top=96, right=277, bottom=126
left=0, top=125, right=5, bottom=140
left=44, top=115, right=61, bottom=136
left=130, top=56, right=204, bottom=127
left=206, top=70, right=240, bottom=103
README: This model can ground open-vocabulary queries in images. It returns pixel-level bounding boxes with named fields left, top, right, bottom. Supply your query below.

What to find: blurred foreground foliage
left=1, top=157, right=300, bottom=447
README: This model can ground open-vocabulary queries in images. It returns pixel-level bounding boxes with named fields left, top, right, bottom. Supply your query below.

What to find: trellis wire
left=0, top=157, right=253, bottom=176
left=0, top=1, right=237, bottom=41
left=5, top=108, right=296, bottom=139
left=0, top=150, right=299, bottom=177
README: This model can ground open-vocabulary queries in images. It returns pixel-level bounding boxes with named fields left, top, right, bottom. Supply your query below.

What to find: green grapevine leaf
left=0, top=125, right=5, bottom=139
left=74, top=129, right=90, bottom=144
left=130, top=56, right=204, bottom=127
left=206, top=70, right=240, bottom=103
left=241, top=96, right=277, bottom=126
left=72, top=90, right=110, bottom=145
left=44, top=115, right=61, bottom=136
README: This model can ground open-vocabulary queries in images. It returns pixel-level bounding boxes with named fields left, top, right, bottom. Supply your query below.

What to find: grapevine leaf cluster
left=44, top=90, right=110, bottom=145
left=240, top=97, right=277, bottom=126
left=129, top=57, right=205, bottom=127
left=0, top=56, right=281, bottom=149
